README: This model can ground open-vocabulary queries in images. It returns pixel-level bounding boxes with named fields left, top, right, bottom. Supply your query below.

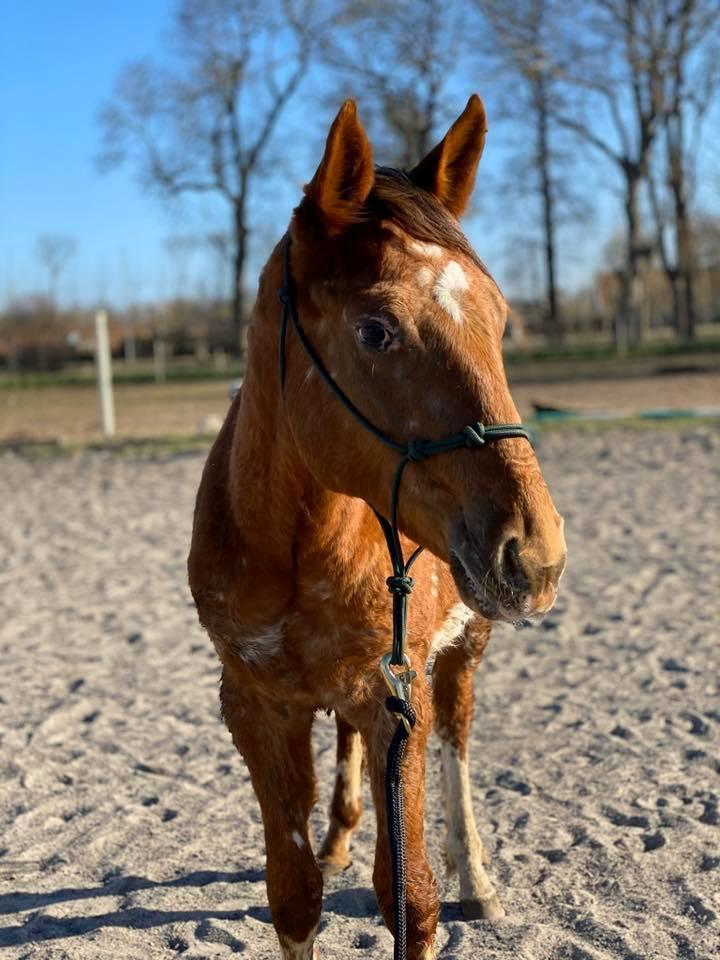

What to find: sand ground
left=1, top=427, right=718, bottom=959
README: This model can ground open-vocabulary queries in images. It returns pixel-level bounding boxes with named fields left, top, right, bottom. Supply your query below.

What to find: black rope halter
left=277, top=234, right=529, bottom=959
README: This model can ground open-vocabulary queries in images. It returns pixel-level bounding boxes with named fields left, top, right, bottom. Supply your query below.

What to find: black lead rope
left=278, top=235, right=529, bottom=959
left=385, top=697, right=416, bottom=960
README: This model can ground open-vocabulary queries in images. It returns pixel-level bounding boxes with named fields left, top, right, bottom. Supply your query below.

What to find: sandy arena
left=1, top=427, right=718, bottom=959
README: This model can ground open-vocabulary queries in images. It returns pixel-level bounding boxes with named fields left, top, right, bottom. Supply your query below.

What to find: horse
left=188, top=94, right=566, bottom=960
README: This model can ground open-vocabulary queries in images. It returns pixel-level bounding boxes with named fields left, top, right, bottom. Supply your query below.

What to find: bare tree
left=35, top=234, right=77, bottom=304
left=475, top=0, right=582, bottom=346
left=97, top=0, right=320, bottom=359
left=326, top=0, right=464, bottom=168
left=553, top=0, right=668, bottom=350
left=646, top=0, right=720, bottom=340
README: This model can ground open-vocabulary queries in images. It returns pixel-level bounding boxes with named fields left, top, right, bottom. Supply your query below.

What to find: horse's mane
left=368, top=167, right=488, bottom=275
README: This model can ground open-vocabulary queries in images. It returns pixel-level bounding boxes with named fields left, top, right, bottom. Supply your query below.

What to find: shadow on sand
left=0, top=870, right=405, bottom=948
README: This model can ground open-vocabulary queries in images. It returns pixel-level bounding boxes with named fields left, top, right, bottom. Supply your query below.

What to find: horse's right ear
left=304, top=100, right=374, bottom=236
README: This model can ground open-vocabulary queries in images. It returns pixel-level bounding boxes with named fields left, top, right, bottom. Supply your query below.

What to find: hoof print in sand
left=496, top=771, right=532, bottom=795
left=641, top=832, right=665, bottom=852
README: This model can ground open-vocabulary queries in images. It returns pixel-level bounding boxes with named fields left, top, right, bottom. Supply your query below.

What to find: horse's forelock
left=368, top=167, right=489, bottom=277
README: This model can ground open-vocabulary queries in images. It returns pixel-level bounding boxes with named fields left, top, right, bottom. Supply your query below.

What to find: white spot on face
left=434, top=261, right=469, bottom=324
left=416, top=265, right=434, bottom=288
left=291, top=830, right=305, bottom=848
left=303, top=366, right=315, bottom=385
left=408, top=239, right=443, bottom=259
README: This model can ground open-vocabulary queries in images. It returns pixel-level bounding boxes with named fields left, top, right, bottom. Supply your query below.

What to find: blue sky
left=1, top=1, right=183, bottom=306
left=0, top=1, right=575, bottom=308
left=2, top=2, right=716, bottom=310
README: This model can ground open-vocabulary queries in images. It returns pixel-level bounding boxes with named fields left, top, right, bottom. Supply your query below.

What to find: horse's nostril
left=500, top=537, right=527, bottom=589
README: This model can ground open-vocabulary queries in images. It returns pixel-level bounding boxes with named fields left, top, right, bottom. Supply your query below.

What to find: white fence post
left=95, top=310, right=115, bottom=437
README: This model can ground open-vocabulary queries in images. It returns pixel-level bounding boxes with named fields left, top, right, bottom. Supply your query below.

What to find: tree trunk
left=231, top=200, right=248, bottom=364
left=668, top=124, right=695, bottom=340
left=616, top=165, right=641, bottom=354
left=537, top=87, right=562, bottom=346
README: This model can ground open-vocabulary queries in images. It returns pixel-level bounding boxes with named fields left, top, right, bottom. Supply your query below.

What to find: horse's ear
left=408, top=94, right=487, bottom=218
left=304, top=100, right=374, bottom=235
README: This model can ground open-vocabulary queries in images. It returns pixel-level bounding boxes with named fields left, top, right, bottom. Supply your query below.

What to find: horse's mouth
left=449, top=548, right=530, bottom=627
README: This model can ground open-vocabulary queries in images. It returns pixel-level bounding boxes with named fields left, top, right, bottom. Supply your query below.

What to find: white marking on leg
left=291, top=830, right=305, bottom=848
left=433, top=261, right=469, bottom=324
left=279, top=926, right=319, bottom=959
left=320, top=730, right=363, bottom=868
left=440, top=741, right=505, bottom=918
left=339, top=731, right=362, bottom=811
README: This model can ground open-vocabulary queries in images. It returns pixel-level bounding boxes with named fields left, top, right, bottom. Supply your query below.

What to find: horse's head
left=281, top=96, right=566, bottom=623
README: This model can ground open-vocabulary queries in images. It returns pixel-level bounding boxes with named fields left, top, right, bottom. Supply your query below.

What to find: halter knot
left=386, top=575, right=414, bottom=597
left=278, top=285, right=292, bottom=306
left=406, top=439, right=428, bottom=463
left=463, top=423, right=486, bottom=448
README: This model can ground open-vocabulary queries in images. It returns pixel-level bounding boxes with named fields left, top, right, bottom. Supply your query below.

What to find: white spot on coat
left=430, top=570, right=440, bottom=600
left=417, top=265, right=434, bottom=287
left=408, top=239, right=443, bottom=259
left=434, top=261, right=469, bottom=324
left=232, top=621, right=284, bottom=663
left=311, top=580, right=333, bottom=601
left=291, top=830, right=305, bottom=848
left=430, top=601, right=474, bottom=657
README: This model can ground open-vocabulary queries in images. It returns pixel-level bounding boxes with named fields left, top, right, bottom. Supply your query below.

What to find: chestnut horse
left=188, top=95, right=566, bottom=959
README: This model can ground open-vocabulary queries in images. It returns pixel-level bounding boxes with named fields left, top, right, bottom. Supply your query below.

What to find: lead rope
left=278, top=235, right=529, bottom=959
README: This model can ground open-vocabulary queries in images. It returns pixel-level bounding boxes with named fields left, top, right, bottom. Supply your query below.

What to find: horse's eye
left=356, top=319, right=394, bottom=351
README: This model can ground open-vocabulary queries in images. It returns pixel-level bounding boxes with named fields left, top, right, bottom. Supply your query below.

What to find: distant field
left=1, top=369, right=718, bottom=445
left=0, top=381, right=229, bottom=443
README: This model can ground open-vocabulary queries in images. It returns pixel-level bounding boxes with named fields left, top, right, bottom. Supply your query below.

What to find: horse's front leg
left=358, top=678, right=439, bottom=960
left=220, top=666, right=323, bottom=959
left=318, top=714, right=364, bottom=875
left=432, top=622, right=505, bottom=920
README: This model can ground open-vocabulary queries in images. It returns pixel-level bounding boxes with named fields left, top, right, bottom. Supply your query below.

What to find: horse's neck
left=227, top=274, right=384, bottom=601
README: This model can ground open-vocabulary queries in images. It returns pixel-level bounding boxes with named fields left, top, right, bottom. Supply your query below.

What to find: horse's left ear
left=408, top=94, right=487, bottom=218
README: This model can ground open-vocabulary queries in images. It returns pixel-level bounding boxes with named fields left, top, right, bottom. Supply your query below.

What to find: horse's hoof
left=318, top=856, right=350, bottom=878
left=460, top=893, right=506, bottom=921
